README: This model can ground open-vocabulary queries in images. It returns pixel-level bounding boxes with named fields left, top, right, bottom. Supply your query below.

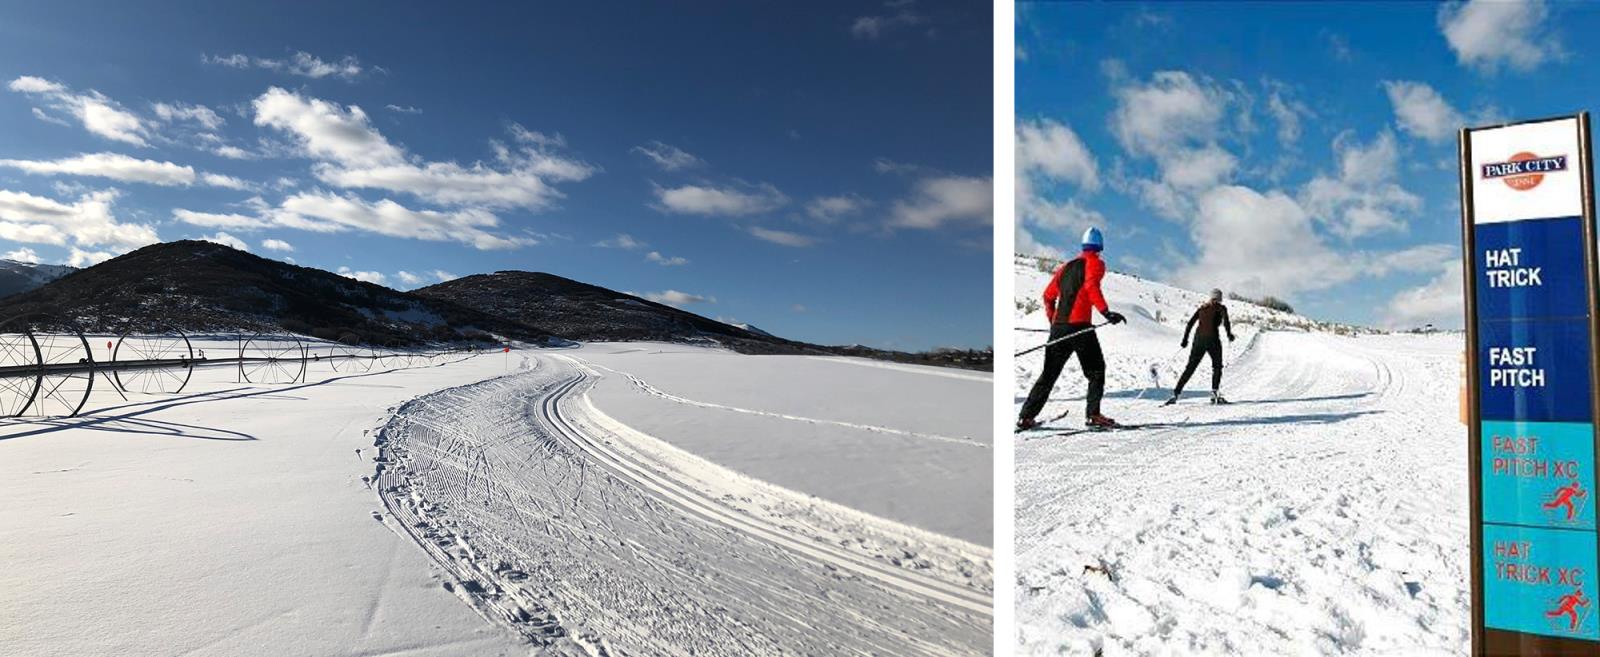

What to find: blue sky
left=1017, top=0, right=1588, bottom=329
left=0, top=1, right=991, bottom=351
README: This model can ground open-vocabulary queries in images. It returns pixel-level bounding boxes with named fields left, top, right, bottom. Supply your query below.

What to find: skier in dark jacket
left=1165, top=288, right=1235, bottom=405
left=1017, top=227, right=1127, bottom=430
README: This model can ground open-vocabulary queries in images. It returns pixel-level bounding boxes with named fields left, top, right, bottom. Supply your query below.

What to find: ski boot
left=1211, top=392, right=1230, bottom=405
left=1016, top=416, right=1042, bottom=432
left=1085, top=414, right=1120, bottom=429
left=1162, top=395, right=1179, bottom=406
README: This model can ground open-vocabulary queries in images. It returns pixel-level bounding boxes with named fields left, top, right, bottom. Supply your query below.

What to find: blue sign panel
left=1477, top=318, right=1593, bottom=423
left=1484, top=421, right=1597, bottom=530
left=1484, top=523, right=1600, bottom=641
left=1474, top=216, right=1588, bottom=320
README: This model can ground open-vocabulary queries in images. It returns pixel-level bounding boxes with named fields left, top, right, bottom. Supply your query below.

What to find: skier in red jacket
left=1017, top=227, right=1126, bottom=430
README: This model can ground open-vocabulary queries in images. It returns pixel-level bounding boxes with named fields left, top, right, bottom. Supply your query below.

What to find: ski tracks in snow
left=1015, top=331, right=1469, bottom=656
left=375, top=354, right=991, bottom=656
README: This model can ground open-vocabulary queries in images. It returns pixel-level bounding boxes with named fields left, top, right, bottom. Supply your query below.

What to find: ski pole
left=1014, top=321, right=1111, bottom=358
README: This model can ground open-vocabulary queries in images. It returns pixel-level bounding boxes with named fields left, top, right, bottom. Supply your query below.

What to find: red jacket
left=1043, top=250, right=1108, bottom=325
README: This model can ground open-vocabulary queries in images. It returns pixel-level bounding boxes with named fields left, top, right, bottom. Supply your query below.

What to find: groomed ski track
left=1015, top=329, right=1468, bottom=656
left=376, top=352, right=992, bottom=656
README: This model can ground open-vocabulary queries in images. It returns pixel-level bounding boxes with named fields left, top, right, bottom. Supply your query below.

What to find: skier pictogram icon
left=1547, top=587, right=1591, bottom=633
left=1543, top=481, right=1589, bottom=522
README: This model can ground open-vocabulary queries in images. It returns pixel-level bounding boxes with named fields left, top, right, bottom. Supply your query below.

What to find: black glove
left=1104, top=310, right=1126, bottom=325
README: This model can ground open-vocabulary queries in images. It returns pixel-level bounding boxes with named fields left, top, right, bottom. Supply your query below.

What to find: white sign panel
left=1470, top=117, right=1583, bottom=224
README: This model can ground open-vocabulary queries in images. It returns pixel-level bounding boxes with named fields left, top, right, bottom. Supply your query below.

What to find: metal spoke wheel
left=29, top=316, right=94, bottom=417
left=112, top=328, right=194, bottom=395
left=0, top=316, right=41, bottom=417
left=240, top=333, right=306, bottom=384
left=328, top=343, right=372, bottom=373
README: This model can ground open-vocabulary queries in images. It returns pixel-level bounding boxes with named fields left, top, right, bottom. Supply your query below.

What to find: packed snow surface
left=2, top=337, right=990, bottom=656
left=1013, top=256, right=1469, bottom=656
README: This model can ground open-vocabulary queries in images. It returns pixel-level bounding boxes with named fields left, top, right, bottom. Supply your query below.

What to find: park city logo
left=1483, top=152, right=1569, bottom=191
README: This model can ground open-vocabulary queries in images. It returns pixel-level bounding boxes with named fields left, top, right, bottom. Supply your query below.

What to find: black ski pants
left=1174, top=336, right=1223, bottom=396
left=1019, top=322, right=1105, bottom=420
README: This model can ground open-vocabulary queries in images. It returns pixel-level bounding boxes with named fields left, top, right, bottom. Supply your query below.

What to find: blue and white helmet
left=1082, top=227, right=1104, bottom=252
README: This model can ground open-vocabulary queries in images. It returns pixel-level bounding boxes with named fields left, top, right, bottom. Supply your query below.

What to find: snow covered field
left=2, top=338, right=991, bottom=656
left=1013, top=256, right=1470, bottom=655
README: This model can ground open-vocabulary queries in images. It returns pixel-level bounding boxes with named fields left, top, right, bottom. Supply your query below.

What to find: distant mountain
left=0, top=259, right=75, bottom=299
left=0, top=242, right=991, bottom=370
left=412, top=271, right=824, bottom=355
left=0, top=241, right=548, bottom=345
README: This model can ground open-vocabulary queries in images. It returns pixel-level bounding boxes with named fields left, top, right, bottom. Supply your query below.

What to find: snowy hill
left=1012, top=252, right=1470, bottom=655
left=1013, top=253, right=1373, bottom=401
left=0, top=258, right=74, bottom=299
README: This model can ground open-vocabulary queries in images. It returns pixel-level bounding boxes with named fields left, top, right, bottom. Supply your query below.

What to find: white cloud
left=1438, top=0, right=1560, bottom=73
left=396, top=270, right=425, bottom=286
left=0, top=153, right=193, bottom=185
left=632, top=141, right=703, bottom=171
left=805, top=194, right=868, bottom=222
left=851, top=3, right=928, bottom=39
left=8, top=76, right=151, bottom=146
left=214, top=145, right=253, bottom=160
left=151, top=102, right=224, bottom=130
left=254, top=88, right=594, bottom=210
left=175, top=190, right=536, bottom=250
left=0, top=188, right=157, bottom=251
left=204, top=51, right=366, bottom=80
left=638, top=289, right=715, bottom=306
left=260, top=238, right=294, bottom=252
left=431, top=270, right=458, bottom=282
left=3, top=247, right=39, bottom=263
left=1383, top=261, right=1464, bottom=329
left=1263, top=80, right=1311, bottom=146
left=200, top=231, right=249, bottom=251
left=385, top=104, right=422, bottom=114
left=748, top=227, right=817, bottom=247
left=652, top=182, right=787, bottom=216
left=888, top=175, right=992, bottom=230
left=278, top=191, right=535, bottom=250
left=1383, top=80, right=1465, bottom=143
left=1300, top=131, right=1422, bottom=239
left=336, top=266, right=386, bottom=285
left=66, top=247, right=114, bottom=267
left=1174, top=185, right=1350, bottom=299
left=594, top=233, right=646, bottom=249
left=645, top=250, right=688, bottom=266
left=1110, top=71, right=1232, bottom=160
left=1017, top=118, right=1099, bottom=191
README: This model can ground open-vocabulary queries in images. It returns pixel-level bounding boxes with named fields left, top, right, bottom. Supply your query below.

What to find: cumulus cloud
left=1384, top=261, right=1464, bottom=329
left=0, top=188, right=158, bottom=253
left=652, top=182, right=787, bottom=216
left=1383, top=80, right=1465, bottom=143
left=174, top=190, right=536, bottom=250
left=645, top=250, right=688, bottom=266
left=253, top=88, right=594, bottom=210
left=396, top=270, right=425, bottom=286
left=805, top=194, right=868, bottom=222
left=594, top=233, right=646, bottom=249
left=1173, top=185, right=1350, bottom=299
left=151, top=102, right=224, bottom=130
left=8, top=76, right=151, bottom=146
left=204, top=51, right=367, bottom=80
left=3, top=247, right=40, bottom=263
left=431, top=270, right=458, bottom=282
left=888, top=175, right=992, bottom=230
left=67, top=247, right=115, bottom=267
left=1300, top=131, right=1422, bottom=239
left=1438, top=0, right=1560, bottom=73
left=1263, top=80, right=1312, bottom=146
left=200, top=231, right=249, bottom=251
left=1017, top=118, right=1100, bottom=191
left=637, top=289, right=715, bottom=307
left=748, top=227, right=817, bottom=247
left=260, top=238, right=294, bottom=252
left=850, top=1, right=928, bottom=39
left=336, top=266, right=386, bottom=284
left=632, top=141, right=703, bottom=171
